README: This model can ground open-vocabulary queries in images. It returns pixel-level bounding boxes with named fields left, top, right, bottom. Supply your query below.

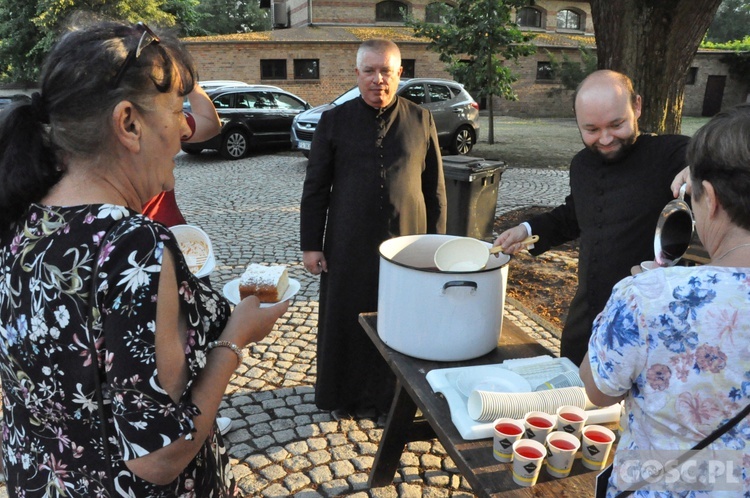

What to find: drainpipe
left=308, top=0, right=313, bottom=25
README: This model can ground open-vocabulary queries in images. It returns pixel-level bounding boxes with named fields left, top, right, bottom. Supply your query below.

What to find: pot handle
left=678, top=182, right=688, bottom=201
left=442, top=280, right=477, bottom=294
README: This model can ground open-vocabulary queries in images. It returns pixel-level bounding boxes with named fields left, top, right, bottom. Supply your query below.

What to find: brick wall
left=186, top=39, right=452, bottom=106
left=185, top=40, right=747, bottom=118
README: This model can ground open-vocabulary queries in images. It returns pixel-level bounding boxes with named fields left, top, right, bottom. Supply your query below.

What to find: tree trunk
left=590, top=0, right=723, bottom=134
left=488, top=93, right=495, bottom=145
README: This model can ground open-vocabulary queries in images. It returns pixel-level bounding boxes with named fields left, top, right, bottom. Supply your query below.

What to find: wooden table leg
left=368, top=381, right=419, bottom=488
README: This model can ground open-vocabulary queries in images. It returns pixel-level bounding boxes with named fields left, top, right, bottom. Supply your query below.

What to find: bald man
left=495, top=70, right=689, bottom=366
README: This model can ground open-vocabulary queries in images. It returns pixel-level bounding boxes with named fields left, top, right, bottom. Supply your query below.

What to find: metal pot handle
left=678, top=182, right=688, bottom=201
left=442, top=280, right=478, bottom=294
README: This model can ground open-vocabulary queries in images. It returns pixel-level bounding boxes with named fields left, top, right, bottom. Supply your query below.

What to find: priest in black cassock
left=300, top=39, right=447, bottom=417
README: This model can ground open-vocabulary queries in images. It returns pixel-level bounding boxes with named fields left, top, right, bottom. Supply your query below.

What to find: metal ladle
left=434, top=235, right=539, bottom=272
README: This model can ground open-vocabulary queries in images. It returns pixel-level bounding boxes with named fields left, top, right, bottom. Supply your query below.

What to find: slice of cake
left=239, top=264, right=289, bottom=303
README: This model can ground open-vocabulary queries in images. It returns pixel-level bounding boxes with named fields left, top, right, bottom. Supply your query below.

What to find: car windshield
left=332, top=87, right=361, bottom=106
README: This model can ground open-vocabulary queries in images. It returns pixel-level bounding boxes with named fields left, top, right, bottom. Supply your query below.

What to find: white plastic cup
left=640, top=260, right=659, bottom=272
left=545, top=431, right=581, bottom=478
left=523, top=411, right=556, bottom=444
left=581, top=425, right=616, bottom=470
left=511, top=439, right=546, bottom=487
left=492, top=418, right=525, bottom=462
left=170, top=224, right=215, bottom=277
left=556, top=405, right=588, bottom=440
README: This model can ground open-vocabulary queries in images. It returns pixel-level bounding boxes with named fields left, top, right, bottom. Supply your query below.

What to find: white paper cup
left=545, top=431, right=581, bottom=478
left=493, top=418, right=525, bottom=462
left=581, top=425, right=616, bottom=470
left=556, top=405, right=588, bottom=440
left=511, top=439, right=546, bottom=487
left=523, top=411, right=556, bottom=444
left=170, top=224, right=215, bottom=277
left=640, top=260, right=659, bottom=272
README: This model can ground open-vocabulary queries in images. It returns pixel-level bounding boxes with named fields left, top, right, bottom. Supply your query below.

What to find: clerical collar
left=359, top=95, right=398, bottom=115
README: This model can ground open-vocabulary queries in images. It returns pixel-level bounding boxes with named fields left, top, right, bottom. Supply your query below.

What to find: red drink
left=526, top=416, right=553, bottom=429
left=550, top=439, right=577, bottom=451
left=515, top=446, right=544, bottom=459
left=586, top=430, right=612, bottom=443
left=560, top=412, right=584, bottom=422
left=495, top=423, right=523, bottom=436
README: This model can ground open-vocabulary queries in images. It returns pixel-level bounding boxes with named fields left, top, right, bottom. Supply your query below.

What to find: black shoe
left=332, top=408, right=353, bottom=421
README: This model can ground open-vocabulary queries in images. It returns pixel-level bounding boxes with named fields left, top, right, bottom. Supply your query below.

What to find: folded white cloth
left=467, top=386, right=594, bottom=422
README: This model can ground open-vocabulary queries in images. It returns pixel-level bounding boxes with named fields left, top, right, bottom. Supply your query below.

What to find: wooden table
left=360, top=312, right=609, bottom=497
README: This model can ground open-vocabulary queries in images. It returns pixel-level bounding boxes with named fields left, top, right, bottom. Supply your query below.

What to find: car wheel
left=221, top=130, right=249, bottom=159
left=450, top=126, right=475, bottom=155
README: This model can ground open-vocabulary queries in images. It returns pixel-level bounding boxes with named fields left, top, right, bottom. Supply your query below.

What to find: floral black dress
left=0, top=204, right=237, bottom=497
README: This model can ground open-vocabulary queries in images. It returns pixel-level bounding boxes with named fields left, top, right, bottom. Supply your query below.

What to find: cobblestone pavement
left=0, top=150, right=571, bottom=498
left=174, top=150, right=571, bottom=498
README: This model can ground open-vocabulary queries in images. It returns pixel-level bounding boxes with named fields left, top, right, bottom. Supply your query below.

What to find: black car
left=182, top=85, right=311, bottom=159
left=0, top=94, right=30, bottom=112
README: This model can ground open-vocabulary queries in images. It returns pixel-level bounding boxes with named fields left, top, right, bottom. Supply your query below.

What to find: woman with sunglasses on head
left=0, top=20, right=288, bottom=497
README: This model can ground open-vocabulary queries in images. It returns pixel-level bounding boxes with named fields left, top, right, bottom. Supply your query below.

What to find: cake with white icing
left=239, top=264, right=289, bottom=303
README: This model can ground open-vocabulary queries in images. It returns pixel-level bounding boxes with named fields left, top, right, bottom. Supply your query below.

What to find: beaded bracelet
left=207, top=340, right=244, bottom=366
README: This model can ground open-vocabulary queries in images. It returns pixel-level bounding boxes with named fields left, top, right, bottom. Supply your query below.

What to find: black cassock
left=300, top=96, right=447, bottom=412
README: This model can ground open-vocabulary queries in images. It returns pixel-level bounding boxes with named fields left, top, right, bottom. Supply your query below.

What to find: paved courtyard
left=173, top=149, right=570, bottom=497
left=0, top=149, right=572, bottom=497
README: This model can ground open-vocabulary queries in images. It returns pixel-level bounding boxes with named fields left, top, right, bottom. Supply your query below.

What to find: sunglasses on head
left=112, top=22, right=161, bottom=88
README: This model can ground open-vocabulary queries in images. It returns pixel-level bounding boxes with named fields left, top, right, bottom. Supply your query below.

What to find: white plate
left=455, top=366, right=532, bottom=397
left=222, top=278, right=300, bottom=307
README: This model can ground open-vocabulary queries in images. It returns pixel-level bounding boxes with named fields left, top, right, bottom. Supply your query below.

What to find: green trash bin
left=442, top=155, right=506, bottom=241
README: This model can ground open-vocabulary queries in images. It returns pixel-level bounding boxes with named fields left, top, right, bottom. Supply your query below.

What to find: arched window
left=376, top=1, right=408, bottom=22
left=425, top=2, right=453, bottom=24
left=557, top=9, right=582, bottom=30
left=517, top=7, right=542, bottom=28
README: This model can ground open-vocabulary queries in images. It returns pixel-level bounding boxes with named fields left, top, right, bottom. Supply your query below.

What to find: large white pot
left=377, top=234, right=510, bottom=361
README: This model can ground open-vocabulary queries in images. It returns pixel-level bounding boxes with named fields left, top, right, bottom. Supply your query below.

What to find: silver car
left=291, top=78, right=480, bottom=156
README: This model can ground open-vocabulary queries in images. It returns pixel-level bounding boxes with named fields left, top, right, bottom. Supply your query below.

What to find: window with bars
left=401, top=59, right=415, bottom=78
left=557, top=9, right=582, bottom=30
left=425, top=2, right=452, bottom=24
left=536, top=61, right=554, bottom=81
left=261, top=59, right=287, bottom=80
left=376, top=1, right=407, bottom=22
left=294, top=59, right=319, bottom=80
left=517, top=7, right=542, bottom=28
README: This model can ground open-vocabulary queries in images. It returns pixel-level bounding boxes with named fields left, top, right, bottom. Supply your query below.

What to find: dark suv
left=291, top=78, right=480, bottom=157
left=182, top=85, right=311, bottom=159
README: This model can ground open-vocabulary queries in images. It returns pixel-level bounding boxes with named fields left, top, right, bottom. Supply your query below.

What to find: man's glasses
left=112, top=22, right=161, bottom=88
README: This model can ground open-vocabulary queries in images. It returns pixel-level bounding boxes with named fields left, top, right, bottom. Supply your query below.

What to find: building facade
left=183, top=0, right=746, bottom=117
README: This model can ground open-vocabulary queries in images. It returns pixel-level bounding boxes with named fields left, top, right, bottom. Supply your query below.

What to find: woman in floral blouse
left=0, top=20, right=288, bottom=497
left=581, top=104, right=750, bottom=497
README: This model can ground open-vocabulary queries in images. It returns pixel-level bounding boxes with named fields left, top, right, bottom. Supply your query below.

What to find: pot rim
left=379, top=248, right=511, bottom=273
left=380, top=256, right=509, bottom=273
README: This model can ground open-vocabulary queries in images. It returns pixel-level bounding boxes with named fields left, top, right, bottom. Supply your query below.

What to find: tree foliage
left=706, top=0, right=750, bottom=43
left=405, top=0, right=535, bottom=143
left=0, top=0, right=200, bottom=84
left=590, top=0, right=724, bottom=134
left=546, top=45, right=598, bottom=95
left=192, top=0, right=271, bottom=35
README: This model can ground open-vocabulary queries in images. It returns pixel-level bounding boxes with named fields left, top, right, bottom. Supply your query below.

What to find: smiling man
left=300, top=39, right=447, bottom=418
left=494, top=70, right=689, bottom=366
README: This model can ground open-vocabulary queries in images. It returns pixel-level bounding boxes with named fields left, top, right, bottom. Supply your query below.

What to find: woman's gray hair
left=689, top=103, right=750, bottom=230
